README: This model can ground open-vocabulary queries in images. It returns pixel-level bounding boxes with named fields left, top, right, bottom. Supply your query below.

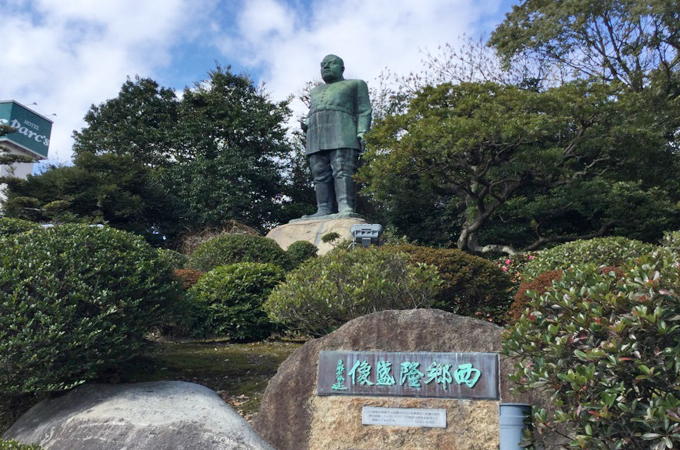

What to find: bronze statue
left=300, top=54, right=372, bottom=219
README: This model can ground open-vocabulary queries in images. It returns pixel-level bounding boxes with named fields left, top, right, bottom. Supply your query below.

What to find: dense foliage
left=523, top=236, right=656, bottom=279
left=504, top=251, right=680, bottom=449
left=359, top=80, right=679, bottom=253
left=385, top=244, right=513, bottom=322
left=2, top=68, right=314, bottom=245
left=507, top=270, right=563, bottom=325
left=2, top=153, right=177, bottom=246
left=188, top=262, right=285, bottom=341
left=490, top=0, right=680, bottom=92
left=187, top=234, right=292, bottom=272
left=0, top=218, right=39, bottom=238
left=157, top=248, right=188, bottom=270
left=0, top=224, right=181, bottom=393
left=286, top=240, right=318, bottom=267
left=264, top=247, right=442, bottom=337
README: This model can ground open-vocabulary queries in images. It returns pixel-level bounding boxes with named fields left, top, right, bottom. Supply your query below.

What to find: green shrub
left=321, top=232, right=340, bottom=243
left=264, top=247, right=442, bottom=337
left=523, top=236, right=656, bottom=279
left=0, top=440, right=42, bottom=450
left=386, top=244, right=513, bottom=323
left=187, top=234, right=292, bottom=272
left=507, top=270, right=562, bottom=325
left=0, top=224, right=182, bottom=393
left=0, top=218, right=40, bottom=238
left=287, top=240, right=318, bottom=266
left=157, top=248, right=188, bottom=270
left=504, top=250, right=680, bottom=449
left=661, top=230, right=680, bottom=255
left=188, top=262, right=286, bottom=341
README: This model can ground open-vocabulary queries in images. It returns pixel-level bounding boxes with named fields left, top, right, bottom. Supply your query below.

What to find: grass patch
left=107, top=339, right=301, bottom=420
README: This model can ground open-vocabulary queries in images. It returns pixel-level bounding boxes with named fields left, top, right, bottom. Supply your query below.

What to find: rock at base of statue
left=3, top=381, right=274, bottom=450
left=253, top=309, right=562, bottom=450
left=266, top=216, right=368, bottom=255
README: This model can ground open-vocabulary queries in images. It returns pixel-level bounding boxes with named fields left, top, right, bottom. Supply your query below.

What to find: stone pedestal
left=266, top=217, right=368, bottom=255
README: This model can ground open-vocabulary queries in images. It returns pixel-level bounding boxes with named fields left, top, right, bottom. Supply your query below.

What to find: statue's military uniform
left=306, top=79, right=372, bottom=154
left=305, top=79, right=372, bottom=215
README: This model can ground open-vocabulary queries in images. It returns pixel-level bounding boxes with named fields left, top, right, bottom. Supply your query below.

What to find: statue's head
left=320, top=54, right=345, bottom=83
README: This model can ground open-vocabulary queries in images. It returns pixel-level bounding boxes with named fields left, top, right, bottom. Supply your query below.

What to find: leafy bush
left=385, top=244, right=513, bottom=323
left=661, top=230, right=680, bottom=255
left=157, top=248, right=188, bottom=270
left=523, top=236, right=656, bottom=279
left=187, top=234, right=292, bottom=272
left=507, top=270, right=562, bottom=325
left=264, top=247, right=442, bottom=337
left=287, top=240, right=318, bottom=266
left=0, top=440, right=42, bottom=450
left=188, top=262, right=286, bottom=341
left=321, top=232, right=340, bottom=243
left=0, top=218, right=40, bottom=238
left=504, top=250, right=680, bottom=449
left=497, top=252, right=537, bottom=292
left=0, top=224, right=181, bottom=393
left=174, top=269, right=205, bottom=290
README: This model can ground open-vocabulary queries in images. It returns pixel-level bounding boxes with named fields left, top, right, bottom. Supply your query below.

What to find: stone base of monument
left=254, top=309, right=563, bottom=450
left=266, top=216, right=368, bottom=255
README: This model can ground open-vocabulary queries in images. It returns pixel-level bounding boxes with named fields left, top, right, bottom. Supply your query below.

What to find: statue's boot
left=335, top=175, right=356, bottom=216
left=302, top=181, right=334, bottom=219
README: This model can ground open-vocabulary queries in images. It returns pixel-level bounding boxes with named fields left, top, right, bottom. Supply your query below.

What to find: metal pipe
left=499, top=403, right=531, bottom=450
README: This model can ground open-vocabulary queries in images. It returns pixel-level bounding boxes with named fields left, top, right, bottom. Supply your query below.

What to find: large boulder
left=3, top=381, right=274, bottom=450
left=254, top=309, right=558, bottom=450
left=266, top=217, right=368, bottom=255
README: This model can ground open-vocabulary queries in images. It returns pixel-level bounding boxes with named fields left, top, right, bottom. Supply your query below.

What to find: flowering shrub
left=497, top=252, right=536, bottom=291
left=504, top=249, right=680, bottom=449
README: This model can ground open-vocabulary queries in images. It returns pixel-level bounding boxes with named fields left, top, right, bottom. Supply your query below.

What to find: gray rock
left=3, top=381, right=274, bottom=450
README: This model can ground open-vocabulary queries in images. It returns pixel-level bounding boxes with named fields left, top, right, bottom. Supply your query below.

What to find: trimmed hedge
left=385, top=244, right=513, bottom=323
left=188, top=262, right=286, bottom=341
left=157, top=248, right=188, bottom=270
left=187, top=234, right=292, bottom=272
left=0, top=218, right=40, bottom=238
left=264, top=247, right=442, bottom=337
left=287, top=240, right=318, bottom=267
left=523, top=236, right=656, bottom=279
left=0, top=224, right=182, bottom=393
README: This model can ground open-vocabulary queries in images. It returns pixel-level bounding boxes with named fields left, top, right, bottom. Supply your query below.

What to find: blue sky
left=0, top=0, right=517, bottom=165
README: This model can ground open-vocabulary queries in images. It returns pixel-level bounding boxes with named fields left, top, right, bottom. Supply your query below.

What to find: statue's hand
left=357, top=133, right=366, bottom=154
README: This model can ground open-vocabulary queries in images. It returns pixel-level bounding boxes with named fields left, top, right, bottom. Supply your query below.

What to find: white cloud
left=214, top=0, right=511, bottom=123
left=0, top=0, right=216, bottom=164
left=0, top=0, right=514, bottom=166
